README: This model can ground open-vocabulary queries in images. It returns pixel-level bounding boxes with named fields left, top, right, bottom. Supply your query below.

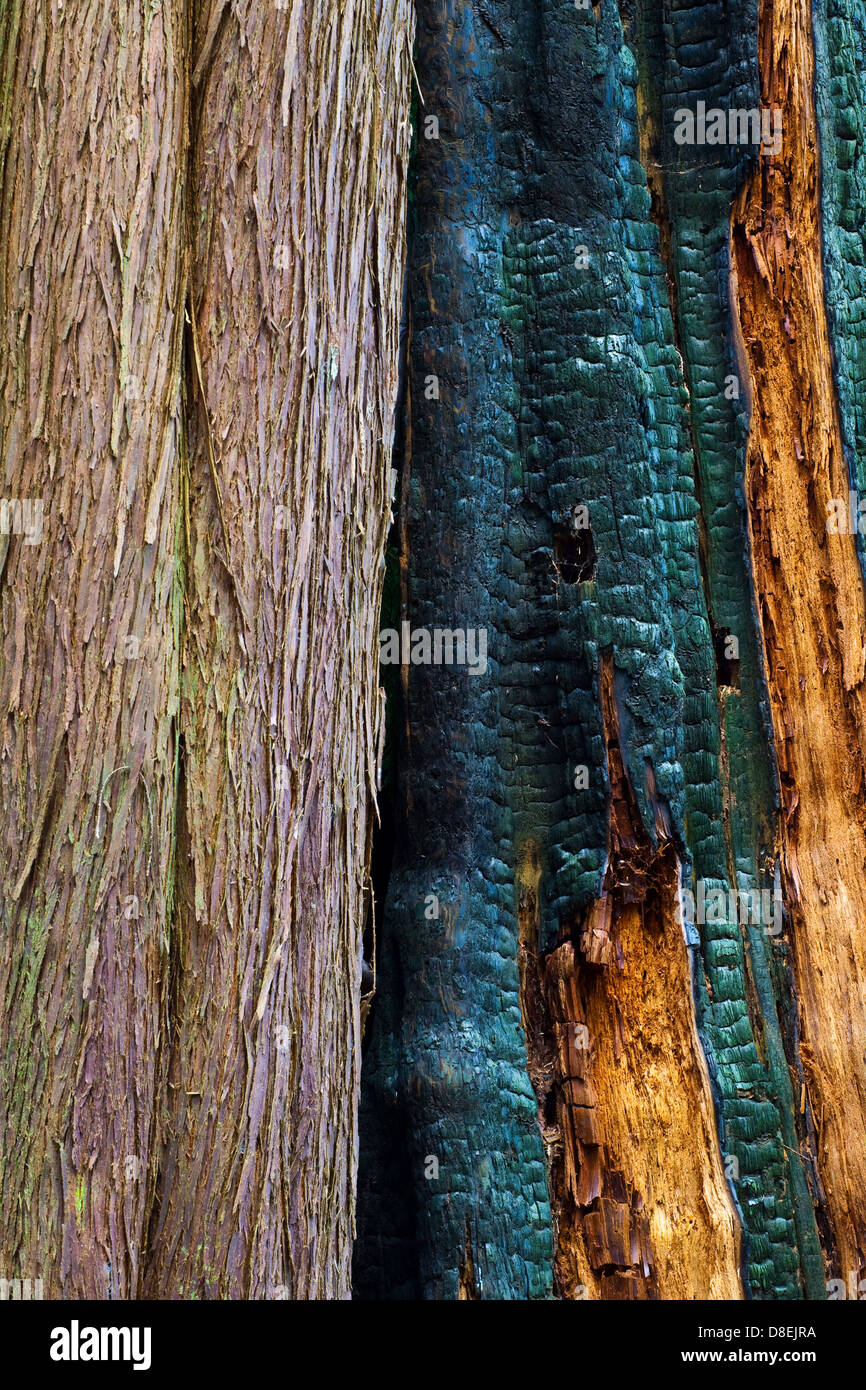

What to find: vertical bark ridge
left=142, top=0, right=413, bottom=1298
left=0, top=0, right=187, bottom=1297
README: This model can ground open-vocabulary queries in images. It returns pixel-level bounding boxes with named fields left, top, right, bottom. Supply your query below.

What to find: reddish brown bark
left=0, top=0, right=186, bottom=1297
left=142, top=0, right=412, bottom=1298
left=732, top=0, right=866, bottom=1280
left=0, top=0, right=411, bottom=1300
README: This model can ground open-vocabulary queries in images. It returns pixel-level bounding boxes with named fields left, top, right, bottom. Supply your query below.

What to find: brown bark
left=0, top=0, right=411, bottom=1300
left=142, top=0, right=412, bottom=1298
left=0, top=0, right=186, bottom=1297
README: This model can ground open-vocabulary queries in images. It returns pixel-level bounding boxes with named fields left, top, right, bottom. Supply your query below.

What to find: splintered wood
left=732, top=0, right=866, bottom=1280
left=519, top=656, right=742, bottom=1299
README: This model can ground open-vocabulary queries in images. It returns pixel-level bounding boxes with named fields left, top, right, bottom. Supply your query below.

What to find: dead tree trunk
left=356, top=0, right=866, bottom=1301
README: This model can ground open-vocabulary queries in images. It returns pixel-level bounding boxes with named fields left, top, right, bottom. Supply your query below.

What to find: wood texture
left=2, top=0, right=865, bottom=1305
left=0, top=0, right=412, bottom=1300
left=732, top=0, right=866, bottom=1283
left=520, top=658, right=742, bottom=1300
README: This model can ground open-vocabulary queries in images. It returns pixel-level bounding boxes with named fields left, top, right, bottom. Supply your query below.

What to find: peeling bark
left=0, top=0, right=186, bottom=1298
left=0, top=0, right=412, bottom=1300
left=142, top=0, right=412, bottom=1299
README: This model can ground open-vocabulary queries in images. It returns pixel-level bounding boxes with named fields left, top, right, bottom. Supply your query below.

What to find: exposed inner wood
left=457, top=1220, right=481, bottom=1300
left=731, top=0, right=866, bottom=1281
left=519, top=656, right=742, bottom=1299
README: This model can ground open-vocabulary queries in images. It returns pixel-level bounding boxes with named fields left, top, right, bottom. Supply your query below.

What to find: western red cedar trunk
left=141, top=0, right=412, bottom=1298
left=0, top=0, right=186, bottom=1297
left=0, top=0, right=411, bottom=1300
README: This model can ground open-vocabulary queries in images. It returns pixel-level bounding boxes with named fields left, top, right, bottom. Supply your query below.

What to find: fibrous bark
left=0, top=0, right=412, bottom=1300
left=142, top=0, right=412, bottom=1301
left=0, top=0, right=186, bottom=1298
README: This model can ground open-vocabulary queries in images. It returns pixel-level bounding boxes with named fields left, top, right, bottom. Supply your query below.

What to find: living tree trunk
left=0, top=0, right=187, bottom=1299
left=0, top=0, right=411, bottom=1300
left=141, top=0, right=412, bottom=1301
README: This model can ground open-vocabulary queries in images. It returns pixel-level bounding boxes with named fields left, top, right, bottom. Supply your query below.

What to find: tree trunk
left=0, top=0, right=411, bottom=1300
left=142, top=0, right=412, bottom=1300
left=356, top=0, right=866, bottom=1300
left=0, top=0, right=186, bottom=1299
left=2, top=0, right=866, bottom=1305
